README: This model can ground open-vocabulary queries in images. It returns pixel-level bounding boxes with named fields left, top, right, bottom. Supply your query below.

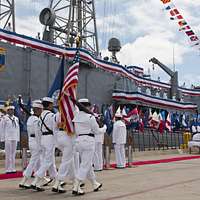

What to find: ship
left=0, top=0, right=199, bottom=115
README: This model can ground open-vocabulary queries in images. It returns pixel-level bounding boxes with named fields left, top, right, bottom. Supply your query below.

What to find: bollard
left=127, top=131, right=133, bottom=167
left=127, top=145, right=133, bottom=167
left=104, top=133, right=111, bottom=169
left=21, top=148, right=28, bottom=171
left=105, top=145, right=110, bottom=169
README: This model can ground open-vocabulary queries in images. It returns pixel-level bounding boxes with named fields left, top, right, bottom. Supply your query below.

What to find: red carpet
left=1, top=155, right=200, bottom=180
left=0, top=171, right=23, bottom=180
left=109, top=155, right=200, bottom=168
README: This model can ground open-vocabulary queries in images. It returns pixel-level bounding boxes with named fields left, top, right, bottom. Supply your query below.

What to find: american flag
left=59, top=51, right=80, bottom=134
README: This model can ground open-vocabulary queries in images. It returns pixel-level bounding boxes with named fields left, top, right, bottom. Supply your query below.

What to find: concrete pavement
left=1, top=150, right=200, bottom=199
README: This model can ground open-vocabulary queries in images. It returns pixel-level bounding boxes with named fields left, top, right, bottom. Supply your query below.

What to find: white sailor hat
left=78, top=98, right=90, bottom=104
left=115, top=113, right=122, bottom=118
left=33, top=99, right=42, bottom=104
left=42, top=97, right=54, bottom=103
left=6, top=105, right=15, bottom=110
left=32, top=102, right=43, bottom=109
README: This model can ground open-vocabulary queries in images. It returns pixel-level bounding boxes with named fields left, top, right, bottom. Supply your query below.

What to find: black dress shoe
left=72, top=190, right=85, bottom=195
left=36, top=187, right=45, bottom=192
left=94, top=183, right=102, bottom=192
left=30, top=185, right=36, bottom=190
left=19, top=184, right=25, bottom=188
left=80, top=183, right=85, bottom=187
left=58, top=189, right=66, bottom=193
left=51, top=187, right=58, bottom=192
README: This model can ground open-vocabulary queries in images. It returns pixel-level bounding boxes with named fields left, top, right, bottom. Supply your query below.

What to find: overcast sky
left=11, top=0, right=200, bottom=87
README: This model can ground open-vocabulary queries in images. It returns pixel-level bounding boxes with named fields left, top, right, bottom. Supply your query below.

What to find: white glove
left=101, top=124, right=107, bottom=133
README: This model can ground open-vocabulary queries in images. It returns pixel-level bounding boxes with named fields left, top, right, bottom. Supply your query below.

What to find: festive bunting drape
left=0, top=28, right=199, bottom=96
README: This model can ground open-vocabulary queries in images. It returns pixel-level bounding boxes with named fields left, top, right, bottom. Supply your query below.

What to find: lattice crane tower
left=39, top=0, right=99, bottom=54
left=0, top=0, right=15, bottom=31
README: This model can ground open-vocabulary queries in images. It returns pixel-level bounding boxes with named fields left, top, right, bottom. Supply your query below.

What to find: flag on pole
left=48, top=56, right=65, bottom=99
left=158, top=110, right=166, bottom=134
left=59, top=51, right=80, bottom=134
left=166, top=112, right=171, bottom=132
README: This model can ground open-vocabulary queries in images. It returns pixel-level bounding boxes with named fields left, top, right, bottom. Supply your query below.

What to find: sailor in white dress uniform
left=51, top=111, right=76, bottom=193
left=19, top=101, right=43, bottom=188
left=1, top=106, right=20, bottom=173
left=112, top=113, right=127, bottom=168
left=72, top=98, right=106, bottom=195
left=31, top=97, right=57, bottom=191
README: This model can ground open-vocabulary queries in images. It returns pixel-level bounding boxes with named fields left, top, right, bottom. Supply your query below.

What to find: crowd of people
left=0, top=96, right=127, bottom=195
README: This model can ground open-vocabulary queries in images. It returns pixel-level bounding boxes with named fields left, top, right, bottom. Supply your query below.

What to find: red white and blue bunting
left=0, top=28, right=199, bottom=96
left=112, top=91, right=197, bottom=111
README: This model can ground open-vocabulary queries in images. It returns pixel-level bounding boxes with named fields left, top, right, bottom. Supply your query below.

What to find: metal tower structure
left=0, top=0, right=15, bottom=31
left=40, top=0, right=99, bottom=54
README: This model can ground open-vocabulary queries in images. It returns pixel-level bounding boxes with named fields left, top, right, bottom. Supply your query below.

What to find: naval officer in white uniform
left=72, top=98, right=106, bottom=195
left=1, top=105, right=20, bottom=173
left=112, top=112, right=127, bottom=168
left=19, top=101, right=43, bottom=188
left=51, top=111, right=76, bottom=193
left=31, top=97, right=57, bottom=191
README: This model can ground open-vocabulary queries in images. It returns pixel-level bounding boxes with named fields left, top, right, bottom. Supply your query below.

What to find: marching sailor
left=31, top=97, right=57, bottom=191
left=72, top=98, right=106, bottom=195
left=52, top=111, right=76, bottom=193
left=112, top=112, right=127, bottom=168
left=1, top=105, right=20, bottom=173
left=19, top=101, right=43, bottom=188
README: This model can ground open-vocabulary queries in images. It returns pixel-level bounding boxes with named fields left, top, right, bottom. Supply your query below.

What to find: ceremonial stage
left=0, top=152, right=200, bottom=200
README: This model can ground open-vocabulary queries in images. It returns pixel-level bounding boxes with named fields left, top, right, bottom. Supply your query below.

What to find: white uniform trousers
left=35, top=135, right=57, bottom=178
left=23, top=139, right=41, bottom=177
left=93, top=142, right=103, bottom=171
left=5, top=140, right=17, bottom=172
left=114, top=144, right=126, bottom=168
left=74, top=151, right=80, bottom=173
left=56, top=132, right=75, bottom=181
left=75, top=136, right=96, bottom=182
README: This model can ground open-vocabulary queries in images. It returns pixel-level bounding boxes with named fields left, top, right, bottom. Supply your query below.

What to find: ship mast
left=0, top=0, right=15, bottom=31
left=40, top=0, right=99, bottom=55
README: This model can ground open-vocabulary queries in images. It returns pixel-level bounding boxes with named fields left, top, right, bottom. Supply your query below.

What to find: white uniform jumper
left=112, top=120, right=127, bottom=168
left=33, top=110, right=57, bottom=189
left=23, top=115, right=41, bottom=177
left=72, top=111, right=106, bottom=193
left=1, top=114, right=20, bottom=173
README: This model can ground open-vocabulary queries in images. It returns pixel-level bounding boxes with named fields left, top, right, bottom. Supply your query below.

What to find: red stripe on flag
left=59, top=52, right=80, bottom=134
